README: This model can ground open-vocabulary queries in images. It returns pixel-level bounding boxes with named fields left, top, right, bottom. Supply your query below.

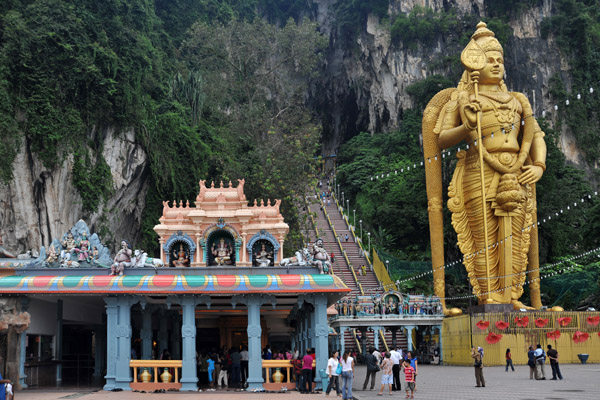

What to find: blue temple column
left=313, top=294, right=329, bottom=390
left=404, top=325, right=415, bottom=352
left=246, top=295, right=264, bottom=391
left=56, top=299, right=63, bottom=384
left=298, top=315, right=305, bottom=354
left=372, top=326, right=382, bottom=351
left=18, top=297, right=30, bottom=389
left=103, top=297, right=119, bottom=390
left=308, top=305, right=316, bottom=350
left=180, top=296, right=198, bottom=391
left=115, top=296, right=134, bottom=390
left=141, top=306, right=153, bottom=360
left=340, top=328, right=345, bottom=355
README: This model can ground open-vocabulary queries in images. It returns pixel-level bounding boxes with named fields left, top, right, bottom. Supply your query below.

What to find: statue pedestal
left=469, top=304, right=513, bottom=314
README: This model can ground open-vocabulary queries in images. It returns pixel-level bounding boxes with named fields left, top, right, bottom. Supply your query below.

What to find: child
left=207, top=353, right=216, bottom=391
left=403, top=359, right=415, bottom=399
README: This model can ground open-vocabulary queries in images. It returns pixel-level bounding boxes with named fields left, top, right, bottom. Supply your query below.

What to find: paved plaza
left=16, top=363, right=600, bottom=400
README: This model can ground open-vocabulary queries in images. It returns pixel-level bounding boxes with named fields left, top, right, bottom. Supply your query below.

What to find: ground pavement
left=17, top=363, right=599, bottom=400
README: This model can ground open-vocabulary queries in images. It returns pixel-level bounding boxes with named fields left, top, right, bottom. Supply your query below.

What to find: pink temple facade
left=153, top=179, right=289, bottom=267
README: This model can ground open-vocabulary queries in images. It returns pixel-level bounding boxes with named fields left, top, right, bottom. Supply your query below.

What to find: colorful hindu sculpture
left=110, top=240, right=132, bottom=275
left=211, top=238, right=232, bottom=266
left=74, top=232, right=91, bottom=262
left=172, top=244, right=190, bottom=267
left=424, top=22, right=547, bottom=313
left=254, top=242, right=273, bottom=267
left=310, top=238, right=332, bottom=274
left=60, top=232, right=76, bottom=261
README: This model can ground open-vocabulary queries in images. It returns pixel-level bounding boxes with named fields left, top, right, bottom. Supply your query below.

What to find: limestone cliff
left=311, top=0, right=579, bottom=167
left=0, top=0, right=588, bottom=254
left=0, top=127, right=150, bottom=254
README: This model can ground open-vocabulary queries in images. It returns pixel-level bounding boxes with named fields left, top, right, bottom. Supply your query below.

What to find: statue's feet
left=511, top=300, right=534, bottom=311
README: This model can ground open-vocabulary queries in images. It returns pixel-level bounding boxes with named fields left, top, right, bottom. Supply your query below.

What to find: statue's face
left=316, top=239, right=323, bottom=247
left=480, top=51, right=504, bottom=85
left=121, top=241, right=127, bottom=249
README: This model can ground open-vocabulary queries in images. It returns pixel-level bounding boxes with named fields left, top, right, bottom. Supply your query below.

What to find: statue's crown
left=470, top=21, right=503, bottom=54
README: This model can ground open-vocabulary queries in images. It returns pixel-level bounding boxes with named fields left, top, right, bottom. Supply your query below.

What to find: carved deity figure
left=74, top=232, right=91, bottom=263
left=172, top=244, right=189, bottom=267
left=60, top=232, right=76, bottom=261
left=424, top=22, right=546, bottom=312
left=310, top=238, right=332, bottom=274
left=254, top=243, right=273, bottom=267
left=110, top=240, right=132, bottom=275
left=212, top=238, right=232, bottom=265
left=46, top=245, right=58, bottom=264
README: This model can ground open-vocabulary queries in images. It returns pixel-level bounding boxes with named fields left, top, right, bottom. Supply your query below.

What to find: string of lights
left=366, top=86, right=598, bottom=182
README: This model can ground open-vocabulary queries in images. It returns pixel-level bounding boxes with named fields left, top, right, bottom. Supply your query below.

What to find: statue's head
left=67, top=232, right=74, bottom=239
left=461, top=22, right=506, bottom=89
left=121, top=240, right=131, bottom=249
left=315, top=238, right=323, bottom=247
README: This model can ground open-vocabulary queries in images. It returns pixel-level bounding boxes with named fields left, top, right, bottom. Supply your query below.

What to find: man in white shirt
left=373, top=348, right=382, bottom=363
left=389, top=346, right=402, bottom=391
left=533, top=344, right=546, bottom=380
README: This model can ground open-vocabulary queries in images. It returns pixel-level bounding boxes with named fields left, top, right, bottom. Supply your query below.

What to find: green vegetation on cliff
left=0, top=0, right=324, bottom=254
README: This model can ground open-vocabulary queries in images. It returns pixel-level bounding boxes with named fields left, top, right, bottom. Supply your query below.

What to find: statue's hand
left=458, top=92, right=480, bottom=131
left=519, top=165, right=544, bottom=184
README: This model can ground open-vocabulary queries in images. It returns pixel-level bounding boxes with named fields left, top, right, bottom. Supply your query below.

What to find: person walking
left=405, top=351, right=418, bottom=393
left=505, top=348, right=515, bottom=372
left=326, top=350, right=341, bottom=397
left=390, top=346, right=402, bottom=391
left=240, top=346, right=249, bottom=386
left=547, top=345, right=563, bottom=380
left=527, top=345, right=537, bottom=379
left=471, top=346, right=485, bottom=387
left=403, top=359, right=416, bottom=399
left=340, top=350, right=355, bottom=400
left=301, top=349, right=314, bottom=393
left=377, top=353, right=394, bottom=396
left=363, top=347, right=379, bottom=391
left=534, top=344, right=546, bottom=380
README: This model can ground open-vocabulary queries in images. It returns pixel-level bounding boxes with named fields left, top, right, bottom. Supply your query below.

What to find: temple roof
left=0, top=274, right=350, bottom=295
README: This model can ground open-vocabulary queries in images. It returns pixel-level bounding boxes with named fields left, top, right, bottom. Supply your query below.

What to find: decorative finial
left=228, top=180, right=232, bottom=187
left=186, top=200, right=190, bottom=208
left=220, top=180, right=224, bottom=188
left=471, top=21, right=495, bottom=41
left=211, top=181, right=215, bottom=188
left=260, top=199, right=264, bottom=206
left=267, top=199, right=271, bottom=206
left=254, top=199, right=258, bottom=206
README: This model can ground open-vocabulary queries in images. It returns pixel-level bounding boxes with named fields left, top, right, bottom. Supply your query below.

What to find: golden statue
left=423, top=22, right=546, bottom=314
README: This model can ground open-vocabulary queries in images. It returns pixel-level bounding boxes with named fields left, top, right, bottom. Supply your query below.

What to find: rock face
left=310, top=0, right=576, bottom=165
left=0, top=127, right=150, bottom=255
left=0, top=0, right=588, bottom=253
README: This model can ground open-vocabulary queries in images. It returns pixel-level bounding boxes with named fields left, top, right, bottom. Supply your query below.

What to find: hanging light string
left=368, top=189, right=599, bottom=287
left=441, top=246, right=600, bottom=301
left=367, top=86, right=598, bottom=182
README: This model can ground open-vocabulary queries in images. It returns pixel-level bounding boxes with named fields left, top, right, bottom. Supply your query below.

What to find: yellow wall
left=442, top=312, right=600, bottom=366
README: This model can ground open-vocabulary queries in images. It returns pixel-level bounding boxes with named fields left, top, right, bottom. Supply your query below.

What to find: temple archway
left=246, top=230, right=280, bottom=265
left=163, top=232, right=196, bottom=266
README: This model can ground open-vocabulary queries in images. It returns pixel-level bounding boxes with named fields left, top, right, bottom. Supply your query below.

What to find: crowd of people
left=472, top=343, right=565, bottom=389
left=325, top=346, right=418, bottom=399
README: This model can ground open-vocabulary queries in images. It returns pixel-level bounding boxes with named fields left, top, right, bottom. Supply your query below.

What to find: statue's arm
left=437, top=100, right=469, bottom=149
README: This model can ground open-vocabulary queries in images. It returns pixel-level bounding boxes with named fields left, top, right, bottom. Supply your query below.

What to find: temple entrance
left=251, top=239, right=274, bottom=267
left=207, top=231, right=236, bottom=266
left=62, top=324, right=96, bottom=387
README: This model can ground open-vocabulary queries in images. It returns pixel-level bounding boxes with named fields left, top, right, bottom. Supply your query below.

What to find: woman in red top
left=505, top=348, right=515, bottom=372
left=301, top=349, right=314, bottom=393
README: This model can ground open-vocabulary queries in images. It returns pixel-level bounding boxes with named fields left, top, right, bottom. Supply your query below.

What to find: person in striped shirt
left=403, top=359, right=416, bottom=399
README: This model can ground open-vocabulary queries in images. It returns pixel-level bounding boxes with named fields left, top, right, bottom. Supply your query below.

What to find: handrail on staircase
left=378, top=329, right=389, bottom=352
left=316, top=190, right=363, bottom=295
left=351, top=328, right=362, bottom=354
left=331, top=191, right=385, bottom=289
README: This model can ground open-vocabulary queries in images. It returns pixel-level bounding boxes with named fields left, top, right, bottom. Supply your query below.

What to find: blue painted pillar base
left=246, top=295, right=264, bottom=391
left=180, top=296, right=198, bottom=391
left=103, top=297, right=119, bottom=391
left=115, top=296, right=133, bottom=390
left=313, top=295, right=329, bottom=390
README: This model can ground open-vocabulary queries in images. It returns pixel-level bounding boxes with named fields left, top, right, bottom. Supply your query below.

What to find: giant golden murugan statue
left=424, top=22, right=546, bottom=314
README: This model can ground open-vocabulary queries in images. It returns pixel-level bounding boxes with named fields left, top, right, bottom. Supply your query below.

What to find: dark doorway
left=62, top=324, right=94, bottom=386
